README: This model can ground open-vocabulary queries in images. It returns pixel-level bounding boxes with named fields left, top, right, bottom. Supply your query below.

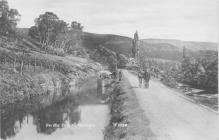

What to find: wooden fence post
left=20, top=60, right=23, bottom=74
left=13, top=57, right=17, bottom=68
left=34, top=58, right=36, bottom=72
left=28, top=61, right=30, bottom=71
left=52, top=63, right=55, bottom=71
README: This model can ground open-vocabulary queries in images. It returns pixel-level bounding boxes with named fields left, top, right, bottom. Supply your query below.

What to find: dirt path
left=123, top=70, right=218, bottom=140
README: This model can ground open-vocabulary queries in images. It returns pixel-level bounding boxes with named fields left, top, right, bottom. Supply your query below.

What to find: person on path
left=143, top=69, right=151, bottom=88
left=111, top=71, right=117, bottom=79
left=138, top=69, right=144, bottom=88
left=118, top=70, right=122, bottom=81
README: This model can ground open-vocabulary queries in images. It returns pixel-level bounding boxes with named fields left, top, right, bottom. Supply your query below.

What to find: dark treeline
left=140, top=51, right=218, bottom=92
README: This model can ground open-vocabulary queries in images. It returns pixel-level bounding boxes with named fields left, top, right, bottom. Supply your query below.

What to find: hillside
left=81, top=32, right=133, bottom=57
left=141, top=38, right=218, bottom=51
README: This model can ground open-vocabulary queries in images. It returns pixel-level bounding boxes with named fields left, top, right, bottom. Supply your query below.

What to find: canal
left=0, top=77, right=110, bottom=140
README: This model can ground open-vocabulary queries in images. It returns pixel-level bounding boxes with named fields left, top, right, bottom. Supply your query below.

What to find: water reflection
left=32, top=97, right=80, bottom=135
left=1, top=76, right=110, bottom=140
left=1, top=97, right=81, bottom=139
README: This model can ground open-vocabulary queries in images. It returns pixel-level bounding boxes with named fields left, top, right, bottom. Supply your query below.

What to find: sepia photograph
left=0, top=0, right=218, bottom=140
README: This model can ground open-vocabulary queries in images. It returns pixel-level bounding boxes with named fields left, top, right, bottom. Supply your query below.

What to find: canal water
left=0, top=77, right=110, bottom=140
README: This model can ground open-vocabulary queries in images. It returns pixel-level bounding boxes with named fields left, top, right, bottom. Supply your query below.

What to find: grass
left=104, top=78, right=155, bottom=140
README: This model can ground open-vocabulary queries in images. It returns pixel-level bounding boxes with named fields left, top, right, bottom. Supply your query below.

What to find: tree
left=132, top=31, right=139, bottom=58
left=0, top=0, right=20, bottom=36
left=71, top=21, right=83, bottom=30
left=35, top=12, right=59, bottom=44
left=33, top=12, right=68, bottom=44
left=50, top=20, right=68, bottom=42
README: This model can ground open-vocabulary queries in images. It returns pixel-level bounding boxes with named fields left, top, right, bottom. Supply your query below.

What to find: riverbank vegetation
left=104, top=79, right=154, bottom=140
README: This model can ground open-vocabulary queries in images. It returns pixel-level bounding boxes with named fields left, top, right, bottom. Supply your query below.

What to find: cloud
left=7, top=0, right=218, bottom=42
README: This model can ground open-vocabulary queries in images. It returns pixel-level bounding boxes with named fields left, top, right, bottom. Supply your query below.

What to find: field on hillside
left=142, top=39, right=218, bottom=51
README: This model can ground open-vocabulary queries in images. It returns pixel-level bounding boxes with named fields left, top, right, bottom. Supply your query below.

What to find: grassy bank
left=0, top=48, right=100, bottom=106
left=104, top=78, right=155, bottom=140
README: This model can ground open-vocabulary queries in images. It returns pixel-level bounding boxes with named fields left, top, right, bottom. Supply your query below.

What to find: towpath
left=123, top=70, right=218, bottom=140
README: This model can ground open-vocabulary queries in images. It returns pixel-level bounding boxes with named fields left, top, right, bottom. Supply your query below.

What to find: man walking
left=118, top=70, right=122, bottom=81
left=143, top=69, right=150, bottom=88
left=138, top=69, right=144, bottom=88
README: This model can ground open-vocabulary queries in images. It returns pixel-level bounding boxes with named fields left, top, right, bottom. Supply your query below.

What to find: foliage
left=71, top=21, right=83, bottom=30
left=32, top=12, right=68, bottom=44
left=28, top=12, right=86, bottom=57
left=28, top=26, right=40, bottom=41
left=180, top=54, right=218, bottom=92
left=50, top=20, right=68, bottom=42
left=0, top=0, right=20, bottom=36
left=89, top=45, right=118, bottom=70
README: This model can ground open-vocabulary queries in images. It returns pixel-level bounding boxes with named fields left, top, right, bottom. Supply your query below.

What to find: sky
left=7, top=0, right=218, bottom=42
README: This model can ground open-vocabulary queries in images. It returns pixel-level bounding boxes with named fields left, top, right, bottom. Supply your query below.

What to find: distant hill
left=141, top=39, right=218, bottom=51
left=138, top=38, right=218, bottom=61
left=15, top=28, right=218, bottom=61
